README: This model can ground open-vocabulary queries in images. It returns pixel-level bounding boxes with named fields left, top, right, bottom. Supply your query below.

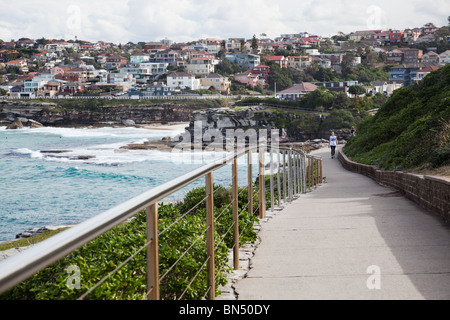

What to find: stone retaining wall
left=338, top=151, right=450, bottom=222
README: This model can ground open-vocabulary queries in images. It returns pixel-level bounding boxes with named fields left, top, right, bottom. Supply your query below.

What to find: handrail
left=0, top=144, right=323, bottom=299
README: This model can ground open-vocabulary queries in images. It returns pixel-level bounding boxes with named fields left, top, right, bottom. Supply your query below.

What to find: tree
left=348, top=85, right=366, bottom=97
left=251, top=35, right=258, bottom=53
left=341, top=52, right=356, bottom=77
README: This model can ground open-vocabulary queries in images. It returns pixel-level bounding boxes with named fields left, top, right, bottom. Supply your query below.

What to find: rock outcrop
left=0, top=100, right=205, bottom=127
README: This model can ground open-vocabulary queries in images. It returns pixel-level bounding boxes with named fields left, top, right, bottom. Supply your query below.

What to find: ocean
left=0, top=125, right=257, bottom=242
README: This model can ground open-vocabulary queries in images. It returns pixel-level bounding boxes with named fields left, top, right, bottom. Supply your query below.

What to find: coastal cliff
left=0, top=100, right=204, bottom=127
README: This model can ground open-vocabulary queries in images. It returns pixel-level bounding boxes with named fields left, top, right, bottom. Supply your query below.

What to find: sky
left=0, top=0, right=448, bottom=44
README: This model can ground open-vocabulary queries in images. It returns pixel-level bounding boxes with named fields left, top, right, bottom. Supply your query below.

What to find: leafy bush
left=1, top=184, right=263, bottom=300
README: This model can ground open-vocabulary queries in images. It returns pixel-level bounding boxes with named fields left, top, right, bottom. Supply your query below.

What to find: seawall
left=338, top=150, right=450, bottom=222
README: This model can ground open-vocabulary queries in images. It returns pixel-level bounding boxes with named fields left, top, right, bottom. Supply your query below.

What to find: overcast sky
left=1, top=0, right=448, bottom=43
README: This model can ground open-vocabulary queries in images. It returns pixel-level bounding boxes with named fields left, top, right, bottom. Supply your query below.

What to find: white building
left=167, top=72, right=201, bottom=90
left=130, top=54, right=150, bottom=65
left=23, top=73, right=54, bottom=93
left=109, top=72, right=136, bottom=91
left=185, top=57, right=215, bottom=75
left=439, top=50, right=450, bottom=65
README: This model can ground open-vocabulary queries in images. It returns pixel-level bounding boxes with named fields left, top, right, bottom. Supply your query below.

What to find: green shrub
left=344, top=64, right=450, bottom=171
left=1, top=184, right=263, bottom=300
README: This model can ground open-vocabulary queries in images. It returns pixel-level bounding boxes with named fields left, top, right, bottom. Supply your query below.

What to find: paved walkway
left=234, top=146, right=450, bottom=300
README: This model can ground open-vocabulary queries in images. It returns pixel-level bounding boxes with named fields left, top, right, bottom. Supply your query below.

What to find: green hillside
left=344, top=64, right=450, bottom=171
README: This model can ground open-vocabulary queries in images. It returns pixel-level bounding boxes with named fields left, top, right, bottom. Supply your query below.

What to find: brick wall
left=338, top=151, right=450, bottom=222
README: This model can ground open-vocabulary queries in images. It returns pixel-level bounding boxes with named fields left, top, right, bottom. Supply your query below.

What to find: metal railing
left=0, top=145, right=322, bottom=300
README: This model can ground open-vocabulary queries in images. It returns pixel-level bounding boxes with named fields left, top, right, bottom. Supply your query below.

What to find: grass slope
left=344, top=64, right=450, bottom=171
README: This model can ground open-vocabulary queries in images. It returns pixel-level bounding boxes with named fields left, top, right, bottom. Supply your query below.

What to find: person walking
left=329, top=132, right=338, bottom=159
left=350, top=126, right=356, bottom=137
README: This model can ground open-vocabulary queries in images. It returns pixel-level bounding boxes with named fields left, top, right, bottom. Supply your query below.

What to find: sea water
left=0, top=126, right=256, bottom=241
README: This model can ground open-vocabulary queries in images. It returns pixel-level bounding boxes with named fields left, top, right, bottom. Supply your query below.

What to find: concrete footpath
left=234, top=146, right=450, bottom=300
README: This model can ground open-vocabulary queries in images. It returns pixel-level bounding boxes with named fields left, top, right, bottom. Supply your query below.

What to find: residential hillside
left=343, top=64, right=450, bottom=172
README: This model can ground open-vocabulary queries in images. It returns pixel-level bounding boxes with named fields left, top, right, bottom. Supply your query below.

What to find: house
left=389, top=64, right=426, bottom=86
left=139, top=62, right=169, bottom=77
left=144, top=42, right=170, bottom=54
left=422, top=24, right=439, bottom=35
left=403, top=28, right=422, bottom=43
left=415, top=34, right=435, bottom=43
left=153, top=49, right=182, bottom=66
left=61, top=82, right=85, bottom=95
left=286, top=56, right=312, bottom=70
left=364, top=81, right=403, bottom=96
left=311, top=56, right=332, bottom=69
left=205, top=40, right=222, bottom=55
left=55, top=72, right=81, bottom=83
left=422, top=51, right=440, bottom=64
left=386, top=49, right=404, bottom=64
left=265, top=56, right=288, bottom=68
left=51, top=66, right=70, bottom=76
left=105, top=55, right=128, bottom=69
left=373, top=31, right=391, bottom=44
left=66, top=67, right=88, bottom=83
left=247, top=65, right=271, bottom=82
left=277, top=82, right=318, bottom=101
left=145, top=83, right=177, bottom=96
left=234, top=72, right=264, bottom=88
left=6, top=59, right=27, bottom=68
left=411, top=65, right=441, bottom=83
left=185, top=57, right=215, bottom=75
left=118, top=66, right=154, bottom=84
left=439, top=50, right=450, bottom=65
left=389, top=30, right=404, bottom=44
left=38, top=81, right=63, bottom=98
left=109, top=72, right=136, bottom=91
left=22, top=73, right=54, bottom=93
left=401, top=48, right=423, bottom=64
left=167, top=72, right=201, bottom=90
left=349, top=30, right=381, bottom=42
left=226, top=38, right=245, bottom=52
left=130, top=53, right=150, bottom=65
left=188, top=50, right=216, bottom=60
left=225, top=53, right=261, bottom=70
left=312, top=81, right=359, bottom=93
left=170, top=43, right=189, bottom=51
left=243, top=40, right=263, bottom=54
left=200, top=73, right=231, bottom=94
left=32, top=52, right=55, bottom=62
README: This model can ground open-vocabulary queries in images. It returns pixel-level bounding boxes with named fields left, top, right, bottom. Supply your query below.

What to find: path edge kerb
left=337, top=150, right=450, bottom=223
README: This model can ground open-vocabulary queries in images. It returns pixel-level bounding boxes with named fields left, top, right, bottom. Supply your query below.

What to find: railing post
left=298, top=154, right=301, bottom=194
left=283, top=151, right=287, bottom=203
left=315, top=159, right=319, bottom=187
left=288, top=149, right=293, bottom=202
left=296, top=153, right=300, bottom=195
left=302, top=154, right=306, bottom=193
left=248, top=151, right=253, bottom=217
left=146, top=203, right=159, bottom=300
left=277, top=149, right=281, bottom=208
left=292, top=151, right=297, bottom=197
left=270, top=147, right=274, bottom=212
left=232, top=157, right=239, bottom=270
left=320, top=159, right=323, bottom=184
left=309, top=157, right=313, bottom=190
left=259, top=147, right=265, bottom=219
left=205, top=172, right=215, bottom=300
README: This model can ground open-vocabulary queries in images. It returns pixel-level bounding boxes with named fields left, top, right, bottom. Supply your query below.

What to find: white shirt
left=330, top=136, right=337, bottom=147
